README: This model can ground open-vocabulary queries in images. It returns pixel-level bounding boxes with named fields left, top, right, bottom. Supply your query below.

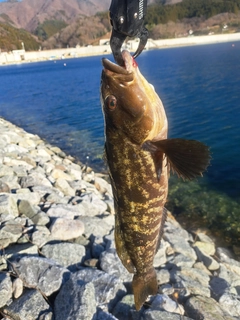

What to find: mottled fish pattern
left=100, top=50, right=210, bottom=310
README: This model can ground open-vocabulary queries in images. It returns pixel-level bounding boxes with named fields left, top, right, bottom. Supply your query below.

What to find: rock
left=18, top=200, right=50, bottom=226
left=194, top=246, right=219, bottom=270
left=92, top=241, right=105, bottom=259
left=0, top=220, right=22, bottom=248
left=50, top=146, right=63, bottom=155
left=31, top=185, right=61, bottom=198
left=0, top=256, right=7, bottom=271
left=181, top=266, right=209, bottom=285
left=0, top=273, right=12, bottom=308
left=69, top=168, right=82, bottom=180
left=218, top=293, right=240, bottom=317
left=142, top=310, right=191, bottom=320
left=0, top=175, right=20, bottom=190
left=210, top=276, right=236, bottom=300
left=170, top=267, right=211, bottom=298
left=193, top=261, right=212, bottom=275
left=79, top=216, right=113, bottom=238
left=218, top=263, right=240, bottom=293
left=36, top=147, right=52, bottom=161
left=164, top=219, right=192, bottom=241
left=164, top=233, right=197, bottom=261
left=19, top=138, right=37, bottom=149
left=97, top=309, right=119, bottom=320
left=167, top=252, right=195, bottom=268
left=100, top=248, right=132, bottom=282
left=194, top=240, right=215, bottom=256
left=10, top=256, right=70, bottom=296
left=47, top=204, right=80, bottom=219
left=0, top=193, right=19, bottom=221
left=112, top=295, right=136, bottom=320
left=153, top=240, right=167, bottom=267
left=41, top=242, right=85, bottom=270
left=49, top=218, right=84, bottom=240
left=54, top=279, right=97, bottom=320
left=19, top=172, right=52, bottom=188
left=4, top=143, right=28, bottom=155
left=11, top=192, right=41, bottom=206
left=196, top=232, right=214, bottom=244
left=3, top=289, right=53, bottom=320
left=94, top=176, right=113, bottom=197
left=216, top=248, right=240, bottom=276
left=73, top=268, right=127, bottom=312
left=12, top=278, right=24, bottom=299
left=5, top=243, right=39, bottom=259
left=0, top=180, right=10, bottom=193
left=54, top=178, right=75, bottom=197
left=156, top=268, right=170, bottom=286
left=217, top=247, right=235, bottom=261
left=0, top=164, right=15, bottom=177
left=50, top=168, right=73, bottom=180
left=31, top=226, right=51, bottom=248
left=150, top=294, right=184, bottom=315
left=185, top=295, right=232, bottom=320
left=84, top=258, right=99, bottom=268
left=12, top=165, right=28, bottom=178
left=75, top=193, right=108, bottom=216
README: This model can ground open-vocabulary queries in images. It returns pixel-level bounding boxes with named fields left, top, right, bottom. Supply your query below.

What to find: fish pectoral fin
left=142, top=140, right=164, bottom=181
left=143, top=138, right=211, bottom=180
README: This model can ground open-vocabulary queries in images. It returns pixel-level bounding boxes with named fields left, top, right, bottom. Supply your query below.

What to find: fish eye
left=105, top=95, right=117, bottom=111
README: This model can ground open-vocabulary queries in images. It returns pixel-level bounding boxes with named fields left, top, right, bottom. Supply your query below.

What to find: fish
left=100, top=50, right=211, bottom=311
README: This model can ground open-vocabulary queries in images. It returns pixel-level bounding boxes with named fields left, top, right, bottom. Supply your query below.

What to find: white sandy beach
left=0, top=32, right=240, bottom=66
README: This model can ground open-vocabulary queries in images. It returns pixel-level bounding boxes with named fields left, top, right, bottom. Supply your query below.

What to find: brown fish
left=100, top=50, right=210, bottom=310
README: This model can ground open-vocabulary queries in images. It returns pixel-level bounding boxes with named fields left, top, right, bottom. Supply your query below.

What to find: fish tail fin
left=132, top=268, right=158, bottom=311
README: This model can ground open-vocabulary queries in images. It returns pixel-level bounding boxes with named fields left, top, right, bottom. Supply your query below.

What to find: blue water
left=1, top=42, right=240, bottom=203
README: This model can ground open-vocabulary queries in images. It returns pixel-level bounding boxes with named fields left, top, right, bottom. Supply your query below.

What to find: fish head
left=101, top=50, right=167, bottom=145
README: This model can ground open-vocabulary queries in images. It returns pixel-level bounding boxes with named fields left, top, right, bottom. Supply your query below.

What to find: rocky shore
left=0, top=117, right=240, bottom=320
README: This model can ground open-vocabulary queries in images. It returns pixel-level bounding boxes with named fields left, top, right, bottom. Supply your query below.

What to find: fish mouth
left=102, top=51, right=135, bottom=84
left=102, top=58, right=130, bottom=75
left=102, top=50, right=136, bottom=75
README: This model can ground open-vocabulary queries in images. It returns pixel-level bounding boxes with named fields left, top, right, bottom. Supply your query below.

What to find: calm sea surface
left=1, top=42, right=240, bottom=217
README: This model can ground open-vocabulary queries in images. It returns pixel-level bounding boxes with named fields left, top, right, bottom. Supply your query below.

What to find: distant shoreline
left=1, top=32, right=240, bottom=66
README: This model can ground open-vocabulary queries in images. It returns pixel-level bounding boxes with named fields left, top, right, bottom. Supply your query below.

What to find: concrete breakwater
left=1, top=32, right=240, bottom=65
left=0, top=117, right=240, bottom=319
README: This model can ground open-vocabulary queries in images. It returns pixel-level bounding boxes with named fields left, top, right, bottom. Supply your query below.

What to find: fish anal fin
left=143, top=138, right=211, bottom=181
left=132, top=268, right=158, bottom=311
left=115, top=215, right=135, bottom=273
left=156, top=207, right=168, bottom=253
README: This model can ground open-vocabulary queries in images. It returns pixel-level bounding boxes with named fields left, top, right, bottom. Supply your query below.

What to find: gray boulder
left=10, top=256, right=70, bottom=296
left=54, top=279, right=97, bottom=320
left=4, top=289, right=53, bottom=320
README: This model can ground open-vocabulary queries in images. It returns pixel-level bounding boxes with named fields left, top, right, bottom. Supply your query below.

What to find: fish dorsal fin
left=143, top=138, right=211, bottom=180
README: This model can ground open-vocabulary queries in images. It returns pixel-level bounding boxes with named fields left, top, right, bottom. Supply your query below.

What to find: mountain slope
left=42, top=14, right=111, bottom=49
left=0, top=21, right=39, bottom=51
left=0, top=0, right=110, bottom=32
